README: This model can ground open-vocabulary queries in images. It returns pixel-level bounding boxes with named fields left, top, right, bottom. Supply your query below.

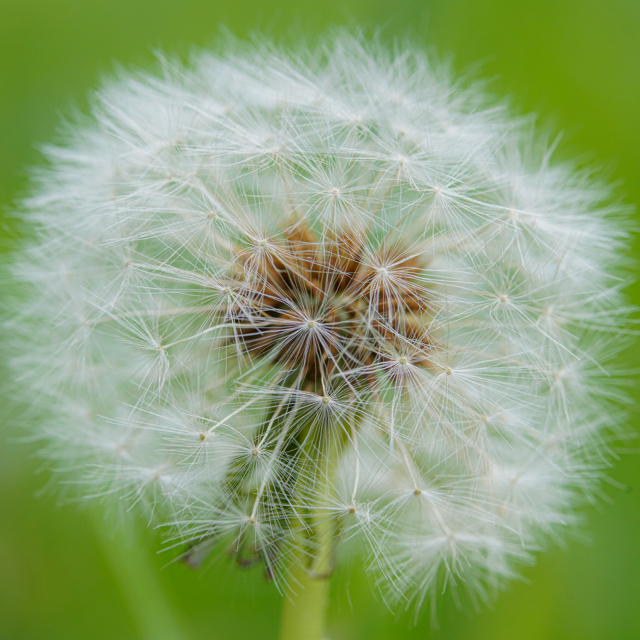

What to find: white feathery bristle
left=5, top=33, right=631, bottom=610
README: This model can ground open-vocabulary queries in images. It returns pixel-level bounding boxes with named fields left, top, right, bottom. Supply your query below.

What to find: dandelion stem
left=279, top=552, right=331, bottom=640
left=279, top=431, right=337, bottom=640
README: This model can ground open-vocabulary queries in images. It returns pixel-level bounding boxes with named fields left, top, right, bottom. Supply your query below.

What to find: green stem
left=279, top=558, right=330, bottom=640
left=279, top=432, right=338, bottom=640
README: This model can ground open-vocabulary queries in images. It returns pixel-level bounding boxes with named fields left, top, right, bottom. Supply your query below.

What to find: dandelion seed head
left=5, top=32, right=631, bottom=613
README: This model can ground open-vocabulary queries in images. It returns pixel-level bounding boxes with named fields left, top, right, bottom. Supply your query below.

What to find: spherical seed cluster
left=8, top=35, right=629, bottom=608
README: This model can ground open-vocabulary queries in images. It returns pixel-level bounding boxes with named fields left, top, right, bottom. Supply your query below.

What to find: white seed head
left=5, top=34, right=631, bottom=611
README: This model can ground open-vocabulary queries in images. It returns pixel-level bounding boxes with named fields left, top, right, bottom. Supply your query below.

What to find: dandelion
left=6, top=33, right=631, bottom=639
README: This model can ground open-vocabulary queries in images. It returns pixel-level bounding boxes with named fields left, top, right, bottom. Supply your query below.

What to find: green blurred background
left=1, top=1, right=639, bottom=639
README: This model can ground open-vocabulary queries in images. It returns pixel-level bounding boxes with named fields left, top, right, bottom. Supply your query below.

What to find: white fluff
left=6, top=33, right=631, bottom=610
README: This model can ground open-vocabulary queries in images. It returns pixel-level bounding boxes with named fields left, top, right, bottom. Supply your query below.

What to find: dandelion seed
left=5, top=31, right=632, bottom=639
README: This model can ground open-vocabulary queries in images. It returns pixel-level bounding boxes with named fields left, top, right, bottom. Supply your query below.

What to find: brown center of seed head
left=229, top=222, right=434, bottom=393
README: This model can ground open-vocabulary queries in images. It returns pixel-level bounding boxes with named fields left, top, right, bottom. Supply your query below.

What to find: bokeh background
left=1, top=1, right=639, bottom=639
